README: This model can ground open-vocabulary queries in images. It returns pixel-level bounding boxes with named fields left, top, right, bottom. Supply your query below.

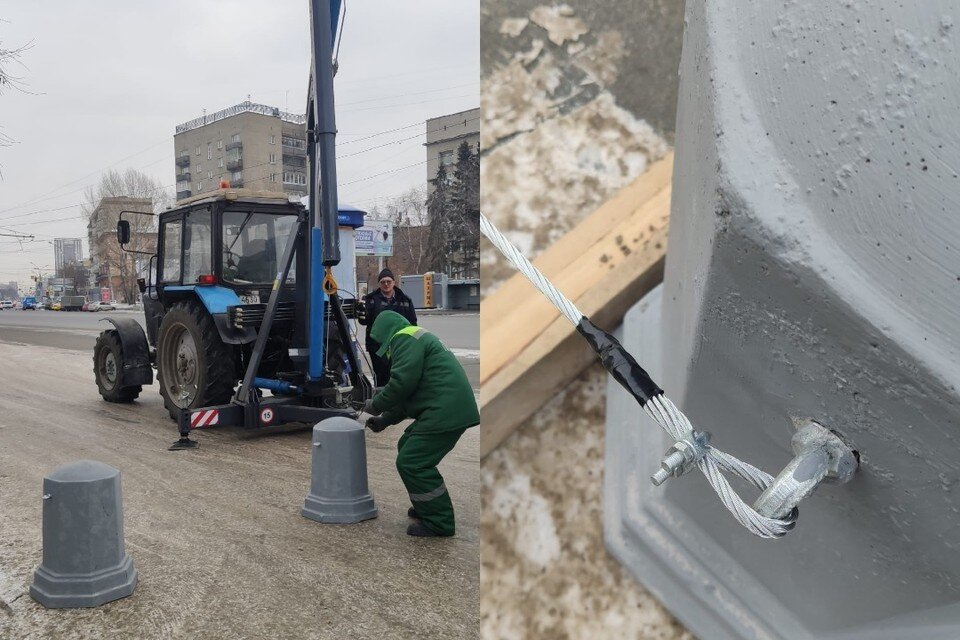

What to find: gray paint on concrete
left=302, top=418, right=378, bottom=524
left=29, top=460, right=137, bottom=608
left=606, top=0, right=960, bottom=637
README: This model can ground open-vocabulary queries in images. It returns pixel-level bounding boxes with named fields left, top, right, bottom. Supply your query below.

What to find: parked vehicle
left=22, top=296, right=37, bottom=310
left=61, top=295, right=86, bottom=311
left=97, top=302, right=115, bottom=312
left=0, top=300, right=13, bottom=310
left=51, top=301, right=62, bottom=311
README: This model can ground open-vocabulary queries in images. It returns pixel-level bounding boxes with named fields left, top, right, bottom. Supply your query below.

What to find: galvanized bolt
left=651, top=430, right=711, bottom=486
left=753, top=420, right=859, bottom=519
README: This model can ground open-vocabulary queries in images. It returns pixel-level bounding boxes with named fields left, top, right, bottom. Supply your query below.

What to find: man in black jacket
left=358, top=268, right=417, bottom=386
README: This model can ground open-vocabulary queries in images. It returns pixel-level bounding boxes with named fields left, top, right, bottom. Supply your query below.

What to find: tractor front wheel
left=156, top=301, right=237, bottom=420
left=93, top=330, right=142, bottom=403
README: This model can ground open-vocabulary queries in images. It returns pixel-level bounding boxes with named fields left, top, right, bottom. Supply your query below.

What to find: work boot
left=407, top=507, right=422, bottom=520
left=406, top=521, right=451, bottom=537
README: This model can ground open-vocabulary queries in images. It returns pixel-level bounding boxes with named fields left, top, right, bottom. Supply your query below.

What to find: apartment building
left=424, top=107, right=480, bottom=193
left=54, top=238, right=83, bottom=274
left=173, top=101, right=310, bottom=202
left=87, top=196, right=156, bottom=302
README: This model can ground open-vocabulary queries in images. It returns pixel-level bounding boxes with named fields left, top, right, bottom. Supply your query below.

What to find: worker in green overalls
left=363, top=311, right=479, bottom=537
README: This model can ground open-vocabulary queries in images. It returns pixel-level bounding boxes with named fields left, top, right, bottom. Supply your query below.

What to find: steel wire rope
left=481, top=212, right=795, bottom=538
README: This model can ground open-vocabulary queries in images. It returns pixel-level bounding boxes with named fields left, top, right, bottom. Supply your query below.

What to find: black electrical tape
left=576, top=317, right=663, bottom=406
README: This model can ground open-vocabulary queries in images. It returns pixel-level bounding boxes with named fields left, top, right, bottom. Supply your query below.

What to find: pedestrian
left=363, top=310, right=479, bottom=537
left=358, top=268, right=417, bottom=386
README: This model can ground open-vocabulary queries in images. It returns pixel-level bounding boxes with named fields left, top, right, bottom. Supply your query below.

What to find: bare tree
left=81, top=168, right=172, bottom=218
left=1, top=23, right=36, bottom=167
left=362, top=186, right=431, bottom=278
left=83, top=169, right=171, bottom=303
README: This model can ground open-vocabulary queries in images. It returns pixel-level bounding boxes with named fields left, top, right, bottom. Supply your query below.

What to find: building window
left=196, top=164, right=202, bottom=173
left=269, top=153, right=276, bottom=164
left=207, top=143, right=212, bottom=160
left=283, top=172, right=306, bottom=185
left=270, top=134, right=276, bottom=144
left=197, top=181, right=203, bottom=191
left=196, top=145, right=201, bottom=156
left=282, top=136, right=306, bottom=149
left=232, top=171, right=242, bottom=181
left=179, top=150, right=189, bottom=158
left=270, top=173, right=277, bottom=183
left=217, top=140, right=222, bottom=149
left=231, top=134, right=240, bottom=143
left=207, top=170, right=212, bottom=179
left=439, top=150, right=455, bottom=166
left=218, top=158, right=223, bottom=168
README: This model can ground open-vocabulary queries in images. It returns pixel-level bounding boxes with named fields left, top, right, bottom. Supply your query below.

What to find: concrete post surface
left=29, top=460, right=137, bottom=608
left=302, top=417, right=378, bottom=524
left=606, top=1, right=960, bottom=638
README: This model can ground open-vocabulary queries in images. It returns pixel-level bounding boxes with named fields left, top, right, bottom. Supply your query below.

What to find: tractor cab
left=101, top=187, right=372, bottom=435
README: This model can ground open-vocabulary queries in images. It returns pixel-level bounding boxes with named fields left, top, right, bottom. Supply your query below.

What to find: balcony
left=282, top=154, right=306, bottom=168
left=230, top=179, right=244, bottom=188
left=176, top=190, right=192, bottom=200
left=225, top=158, right=243, bottom=171
left=226, top=140, right=242, bottom=152
left=177, top=172, right=191, bottom=182
left=175, top=155, right=190, bottom=168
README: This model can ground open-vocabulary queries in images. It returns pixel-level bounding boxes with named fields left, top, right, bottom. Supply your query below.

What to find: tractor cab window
left=221, top=211, right=297, bottom=285
left=184, top=209, right=213, bottom=284
left=160, top=219, right=183, bottom=283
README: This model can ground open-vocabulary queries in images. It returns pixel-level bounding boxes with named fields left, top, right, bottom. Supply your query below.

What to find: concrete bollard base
left=29, top=460, right=137, bottom=608
left=301, top=417, right=378, bottom=524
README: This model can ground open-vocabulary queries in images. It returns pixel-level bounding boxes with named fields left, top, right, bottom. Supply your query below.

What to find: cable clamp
left=651, top=429, right=712, bottom=486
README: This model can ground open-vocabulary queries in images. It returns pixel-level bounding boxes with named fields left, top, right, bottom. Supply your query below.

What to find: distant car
left=21, top=296, right=37, bottom=310
left=96, top=302, right=115, bottom=311
left=82, top=301, right=91, bottom=312
left=51, top=301, right=62, bottom=311
left=0, top=300, right=13, bottom=310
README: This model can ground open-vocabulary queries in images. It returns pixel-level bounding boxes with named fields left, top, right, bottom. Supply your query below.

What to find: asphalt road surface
left=0, top=339, right=480, bottom=638
left=0, top=308, right=479, bottom=388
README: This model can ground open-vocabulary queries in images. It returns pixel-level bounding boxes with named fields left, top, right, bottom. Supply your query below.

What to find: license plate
left=240, top=292, right=260, bottom=305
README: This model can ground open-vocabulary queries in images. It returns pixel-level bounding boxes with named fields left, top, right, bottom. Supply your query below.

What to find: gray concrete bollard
left=29, top=460, right=138, bottom=608
left=301, top=417, right=378, bottom=524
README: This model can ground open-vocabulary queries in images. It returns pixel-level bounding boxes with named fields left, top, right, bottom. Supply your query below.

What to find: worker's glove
left=366, top=416, right=388, bottom=433
left=363, top=399, right=382, bottom=416
left=355, top=301, right=367, bottom=325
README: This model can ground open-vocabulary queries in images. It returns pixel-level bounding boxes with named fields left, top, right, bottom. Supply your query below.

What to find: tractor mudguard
left=164, top=285, right=256, bottom=345
left=99, top=317, right=153, bottom=386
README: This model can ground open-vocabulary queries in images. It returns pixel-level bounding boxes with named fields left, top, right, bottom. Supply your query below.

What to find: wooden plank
left=480, top=155, right=673, bottom=457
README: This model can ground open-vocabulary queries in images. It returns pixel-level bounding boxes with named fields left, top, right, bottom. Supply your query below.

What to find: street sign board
left=355, top=220, right=393, bottom=257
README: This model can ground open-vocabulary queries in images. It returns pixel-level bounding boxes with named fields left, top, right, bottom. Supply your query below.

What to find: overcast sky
left=0, top=1, right=479, bottom=287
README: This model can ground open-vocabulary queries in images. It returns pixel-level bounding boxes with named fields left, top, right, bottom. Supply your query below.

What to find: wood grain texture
left=480, top=154, right=673, bottom=457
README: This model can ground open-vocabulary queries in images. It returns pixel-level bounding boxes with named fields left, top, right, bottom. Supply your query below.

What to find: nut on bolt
left=651, top=430, right=711, bottom=486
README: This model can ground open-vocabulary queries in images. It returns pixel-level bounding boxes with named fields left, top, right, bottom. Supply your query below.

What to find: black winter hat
left=378, top=268, right=395, bottom=281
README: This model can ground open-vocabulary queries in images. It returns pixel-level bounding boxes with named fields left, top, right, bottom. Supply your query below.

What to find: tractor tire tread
left=157, top=301, right=236, bottom=420
left=93, top=329, right=143, bottom=403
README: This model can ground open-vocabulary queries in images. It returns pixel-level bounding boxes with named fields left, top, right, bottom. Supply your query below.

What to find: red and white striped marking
left=190, top=409, right=220, bottom=429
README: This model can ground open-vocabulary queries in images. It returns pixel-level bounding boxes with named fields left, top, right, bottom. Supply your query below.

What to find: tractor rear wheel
left=93, top=330, right=142, bottom=403
left=156, top=301, right=237, bottom=420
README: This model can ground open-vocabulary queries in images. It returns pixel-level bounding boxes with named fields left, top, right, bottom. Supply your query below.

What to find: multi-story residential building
left=87, top=196, right=156, bottom=302
left=424, top=107, right=480, bottom=193
left=54, top=238, right=83, bottom=274
left=173, top=101, right=309, bottom=202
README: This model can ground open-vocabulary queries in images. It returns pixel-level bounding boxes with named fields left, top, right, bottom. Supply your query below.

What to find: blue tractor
left=92, top=0, right=372, bottom=448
